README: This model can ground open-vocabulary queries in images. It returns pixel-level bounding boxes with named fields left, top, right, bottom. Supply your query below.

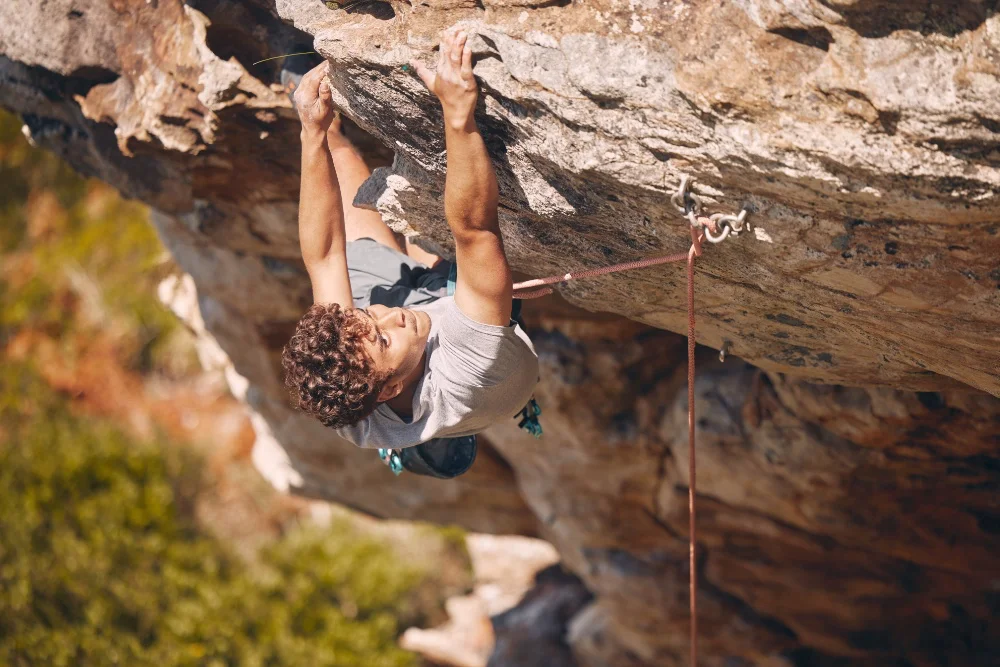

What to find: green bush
left=0, top=109, right=186, bottom=374
left=0, top=362, right=420, bottom=667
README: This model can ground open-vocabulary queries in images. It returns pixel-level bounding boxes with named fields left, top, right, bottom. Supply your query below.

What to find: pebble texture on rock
left=3, top=1, right=1000, bottom=665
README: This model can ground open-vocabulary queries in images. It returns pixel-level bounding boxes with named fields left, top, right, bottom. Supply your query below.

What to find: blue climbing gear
left=377, top=448, right=404, bottom=476
left=517, top=397, right=543, bottom=438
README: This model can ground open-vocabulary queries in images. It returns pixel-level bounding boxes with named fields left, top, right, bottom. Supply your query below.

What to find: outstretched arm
left=412, top=28, right=512, bottom=327
left=295, top=63, right=354, bottom=307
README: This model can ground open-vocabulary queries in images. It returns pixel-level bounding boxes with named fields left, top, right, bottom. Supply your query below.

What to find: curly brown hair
left=281, top=303, right=387, bottom=428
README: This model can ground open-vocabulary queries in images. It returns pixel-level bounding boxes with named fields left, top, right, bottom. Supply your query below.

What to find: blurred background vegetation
left=0, top=109, right=468, bottom=666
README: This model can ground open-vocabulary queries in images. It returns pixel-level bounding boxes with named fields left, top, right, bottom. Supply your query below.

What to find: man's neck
left=384, top=350, right=427, bottom=419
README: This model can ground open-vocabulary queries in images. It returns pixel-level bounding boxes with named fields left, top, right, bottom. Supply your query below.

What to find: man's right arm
left=412, top=28, right=513, bottom=327
left=294, top=63, right=354, bottom=308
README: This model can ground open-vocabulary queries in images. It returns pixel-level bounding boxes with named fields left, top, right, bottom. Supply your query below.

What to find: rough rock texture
left=489, top=564, right=593, bottom=667
left=3, top=1, right=1000, bottom=665
left=276, top=0, right=1000, bottom=395
left=400, top=534, right=565, bottom=667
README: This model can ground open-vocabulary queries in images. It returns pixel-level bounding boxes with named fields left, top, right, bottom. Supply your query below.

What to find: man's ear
left=378, top=380, right=402, bottom=402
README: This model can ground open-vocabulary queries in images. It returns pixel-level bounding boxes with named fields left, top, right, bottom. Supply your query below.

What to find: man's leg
left=329, top=120, right=442, bottom=267
left=328, top=120, right=406, bottom=252
left=404, top=237, right=443, bottom=268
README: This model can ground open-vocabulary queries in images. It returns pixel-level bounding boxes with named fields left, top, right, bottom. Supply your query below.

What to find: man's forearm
left=443, top=120, right=500, bottom=238
left=298, top=130, right=346, bottom=266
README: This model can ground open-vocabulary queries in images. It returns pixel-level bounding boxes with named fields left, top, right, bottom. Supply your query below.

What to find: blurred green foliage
left=0, top=361, right=420, bottom=666
left=0, top=110, right=184, bottom=373
left=0, top=108, right=435, bottom=666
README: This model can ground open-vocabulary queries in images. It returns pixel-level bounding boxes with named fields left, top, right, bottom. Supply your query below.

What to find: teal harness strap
left=517, top=397, right=543, bottom=438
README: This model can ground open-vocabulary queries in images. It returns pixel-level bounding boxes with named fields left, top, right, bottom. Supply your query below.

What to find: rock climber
left=280, top=27, right=539, bottom=472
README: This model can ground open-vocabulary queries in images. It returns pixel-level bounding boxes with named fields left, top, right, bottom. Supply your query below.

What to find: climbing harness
left=377, top=435, right=477, bottom=478
left=377, top=394, right=541, bottom=477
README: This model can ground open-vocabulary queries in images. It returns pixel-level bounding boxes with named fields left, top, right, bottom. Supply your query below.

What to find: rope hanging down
left=514, top=177, right=749, bottom=667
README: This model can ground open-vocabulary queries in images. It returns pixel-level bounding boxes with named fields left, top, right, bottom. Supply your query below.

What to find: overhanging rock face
left=2, top=1, right=1000, bottom=665
left=277, top=0, right=1000, bottom=395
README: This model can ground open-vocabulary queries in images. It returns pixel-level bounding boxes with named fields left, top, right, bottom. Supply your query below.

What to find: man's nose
left=378, top=307, right=404, bottom=327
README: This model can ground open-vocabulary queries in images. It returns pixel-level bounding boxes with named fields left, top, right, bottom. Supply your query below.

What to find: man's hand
left=411, top=27, right=477, bottom=131
left=293, top=62, right=338, bottom=138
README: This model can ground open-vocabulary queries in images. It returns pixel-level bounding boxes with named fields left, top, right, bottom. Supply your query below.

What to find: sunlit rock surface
left=3, top=1, right=999, bottom=664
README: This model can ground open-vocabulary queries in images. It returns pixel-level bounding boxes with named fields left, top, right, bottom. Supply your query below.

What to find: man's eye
left=381, top=333, right=390, bottom=348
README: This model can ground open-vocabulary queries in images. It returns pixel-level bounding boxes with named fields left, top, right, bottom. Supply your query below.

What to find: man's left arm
left=294, top=63, right=354, bottom=307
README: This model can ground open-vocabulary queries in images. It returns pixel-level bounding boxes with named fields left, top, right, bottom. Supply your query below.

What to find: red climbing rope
left=511, top=171, right=748, bottom=667
left=687, top=225, right=703, bottom=667
left=515, top=222, right=709, bottom=666
left=512, top=251, right=690, bottom=299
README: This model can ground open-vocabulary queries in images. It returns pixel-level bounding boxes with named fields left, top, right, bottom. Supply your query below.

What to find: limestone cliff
left=2, top=1, right=999, bottom=665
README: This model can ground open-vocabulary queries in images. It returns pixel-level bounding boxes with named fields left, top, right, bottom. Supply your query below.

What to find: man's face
left=358, top=304, right=431, bottom=393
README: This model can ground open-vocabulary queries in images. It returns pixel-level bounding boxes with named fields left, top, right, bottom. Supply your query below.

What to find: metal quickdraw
left=671, top=174, right=751, bottom=245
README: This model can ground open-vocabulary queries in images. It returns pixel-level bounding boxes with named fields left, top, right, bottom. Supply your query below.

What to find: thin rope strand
left=512, top=251, right=690, bottom=300
left=512, top=229, right=703, bottom=666
left=687, top=240, right=698, bottom=667
left=251, top=51, right=317, bottom=66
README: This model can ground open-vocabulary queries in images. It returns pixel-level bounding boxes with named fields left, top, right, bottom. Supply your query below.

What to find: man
left=281, top=27, right=539, bottom=460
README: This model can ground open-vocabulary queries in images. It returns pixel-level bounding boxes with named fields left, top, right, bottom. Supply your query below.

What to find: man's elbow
left=449, top=208, right=501, bottom=235
left=300, top=249, right=325, bottom=268
left=451, top=226, right=504, bottom=250
left=301, top=236, right=345, bottom=267
left=304, top=252, right=344, bottom=277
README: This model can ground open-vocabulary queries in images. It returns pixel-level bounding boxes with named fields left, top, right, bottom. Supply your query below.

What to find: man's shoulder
left=426, top=301, right=537, bottom=396
left=436, top=298, right=534, bottom=348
